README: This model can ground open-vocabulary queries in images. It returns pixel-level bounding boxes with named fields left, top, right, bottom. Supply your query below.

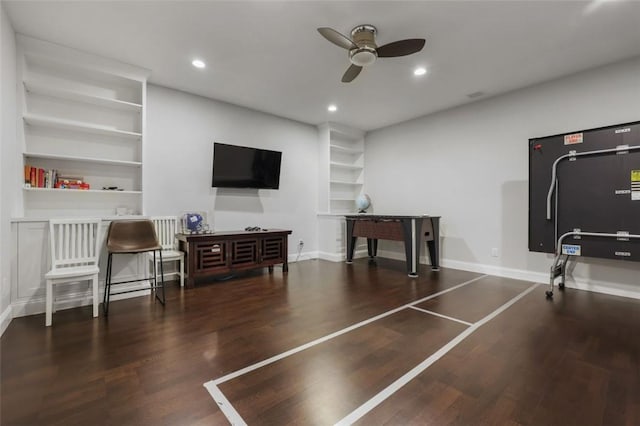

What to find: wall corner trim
left=0, top=305, right=12, bottom=337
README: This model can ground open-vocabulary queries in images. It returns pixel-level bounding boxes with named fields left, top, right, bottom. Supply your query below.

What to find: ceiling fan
left=317, top=25, right=426, bottom=83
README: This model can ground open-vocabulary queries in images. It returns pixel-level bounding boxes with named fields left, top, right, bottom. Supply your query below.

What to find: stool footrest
left=107, top=277, right=157, bottom=286
left=108, top=285, right=164, bottom=296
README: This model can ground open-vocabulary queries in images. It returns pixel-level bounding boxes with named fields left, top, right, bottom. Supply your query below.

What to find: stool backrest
left=151, top=216, right=179, bottom=251
left=49, top=218, right=102, bottom=270
left=107, top=220, right=160, bottom=253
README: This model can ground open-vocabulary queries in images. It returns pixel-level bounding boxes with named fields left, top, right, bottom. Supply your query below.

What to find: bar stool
left=103, top=219, right=165, bottom=315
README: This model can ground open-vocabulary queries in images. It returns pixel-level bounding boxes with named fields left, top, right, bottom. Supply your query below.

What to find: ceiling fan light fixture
left=318, top=23, right=425, bottom=83
left=350, top=47, right=377, bottom=67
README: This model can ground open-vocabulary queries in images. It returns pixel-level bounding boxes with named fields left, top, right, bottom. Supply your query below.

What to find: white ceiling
left=4, top=1, right=640, bottom=131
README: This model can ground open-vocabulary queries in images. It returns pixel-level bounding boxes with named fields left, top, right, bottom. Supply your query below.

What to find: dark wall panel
left=529, top=121, right=640, bottom=261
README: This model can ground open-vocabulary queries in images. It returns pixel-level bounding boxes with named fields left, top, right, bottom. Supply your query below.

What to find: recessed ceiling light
left=192, top=59, right=206, bottom=69
left=413, top=67, right=427, bottom=76
left=328, top=104, right=337, bottom=112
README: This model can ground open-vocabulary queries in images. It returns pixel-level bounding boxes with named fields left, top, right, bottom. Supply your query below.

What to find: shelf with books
left=17, top=35, right=149, bottom=218
left=23, top=188, right=142, bottom=195
left=23, top=158, right=141, bottom=192
left=22, top=165, right=58, bottom=189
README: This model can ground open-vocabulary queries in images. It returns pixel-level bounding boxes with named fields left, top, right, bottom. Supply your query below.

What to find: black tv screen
left=212, top=142, right=282, bottom=189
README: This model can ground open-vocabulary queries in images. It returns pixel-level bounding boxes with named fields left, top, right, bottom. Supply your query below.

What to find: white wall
left=365, top=57, right=640, bottom=297
left=145, top=85, right=319, bottom=256
left=1, top=2, right=17, bottom=332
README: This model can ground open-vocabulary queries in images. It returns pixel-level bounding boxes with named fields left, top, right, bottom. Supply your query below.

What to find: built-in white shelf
left=330, top=161, right=363, bottom=170
left=330, top=144, right=363, bottom=154
left=330, top=180, right=363, bottom=185
left=24, top=187, right=142, bottom=195
left=320, top=123, right=365, bottom=218
left=23, top=114, right=142, bottom=140
left=23, top=81, right=142, bottom=112
left=23, top=152, right=142, bottom=167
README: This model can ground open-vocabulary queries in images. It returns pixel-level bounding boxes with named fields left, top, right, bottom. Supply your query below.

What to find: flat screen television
left=212, top=142, right=282, bottom=189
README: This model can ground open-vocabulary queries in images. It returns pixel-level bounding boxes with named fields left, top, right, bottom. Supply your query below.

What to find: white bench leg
left=92, top=275, right=98, bottom=318
left=180, top=257, right=184, bottom=287
left=46, top=279, right=53, bottom=326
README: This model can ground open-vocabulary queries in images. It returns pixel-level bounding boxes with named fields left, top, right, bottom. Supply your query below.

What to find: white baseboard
left=289, top=250, right=319, bottom=263
left=0, top=305, right=12, bottom=337
left=378, top=248, right=551, bottom=285
left=438, top=258, right=548, bottom=284
left=317, top=251, right=344, bottom=262
left=561, top=275, right=640, bottom=300
left=317, top=249, right=368, bottom=263
left=11, top=281, right=153, bottom=318
left=376, top=249, right=640, bottom=301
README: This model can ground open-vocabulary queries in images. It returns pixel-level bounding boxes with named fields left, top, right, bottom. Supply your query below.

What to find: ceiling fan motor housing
left=349, top=25, right=377, bottom=67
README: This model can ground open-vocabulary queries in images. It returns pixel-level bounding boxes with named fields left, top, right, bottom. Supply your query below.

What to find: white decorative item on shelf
left=356, top=194, right=371, bottom=213
left=181, top=212, right=212, bottom=234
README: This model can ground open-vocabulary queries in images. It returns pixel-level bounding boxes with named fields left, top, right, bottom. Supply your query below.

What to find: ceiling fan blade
left=318, top=27, right=357, bottom=50
left=376, top=39, right=426, bottom=57
left=341, top=64, right=363, bottom=83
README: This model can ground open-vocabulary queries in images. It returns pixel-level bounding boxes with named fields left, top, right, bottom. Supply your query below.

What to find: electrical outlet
left=491, top=248, right=499, bottom=258
left=298, top=239, right=304, bottom=247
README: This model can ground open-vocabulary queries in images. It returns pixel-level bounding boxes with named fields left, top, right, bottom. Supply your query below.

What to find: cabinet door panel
left=196, top=241, right=228, bottom=272
left=17, top=222, right=49, bottom=299
left=262, top=237, right=284, bottom=262
left=231, top=239, right=258, bottom=266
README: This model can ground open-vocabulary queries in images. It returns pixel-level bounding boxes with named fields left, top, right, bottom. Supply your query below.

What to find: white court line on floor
left=408, top=305, right=473, bottom=326
left=206, top=274, right=488, bottom=387
left=204, top=383, right=247, bottom=426
left=334, top=283, right=539, bottom=426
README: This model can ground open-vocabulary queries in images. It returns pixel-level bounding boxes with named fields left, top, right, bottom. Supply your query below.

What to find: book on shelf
left=23, top=166, right=90, bottom=189
left=55, top=176, right=90, bottom=190
left=24, top=165, right=59, bottom=188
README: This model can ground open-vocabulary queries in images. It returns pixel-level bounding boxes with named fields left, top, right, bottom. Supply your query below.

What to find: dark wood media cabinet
left=177, top=229, right=292, bottom=288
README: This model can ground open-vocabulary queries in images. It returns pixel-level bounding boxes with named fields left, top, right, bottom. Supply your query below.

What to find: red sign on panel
left=564, top=133, right=583, bottom=145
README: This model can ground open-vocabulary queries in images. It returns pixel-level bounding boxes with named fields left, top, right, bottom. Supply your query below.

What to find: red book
left=24, top=166, right=31, bottom=186
left=30, top=167, right=36, bottom=187
left=38, top=169, right=45, bottom=188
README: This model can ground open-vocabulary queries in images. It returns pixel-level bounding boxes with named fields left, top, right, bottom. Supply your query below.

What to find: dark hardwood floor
left=1, top=258, right=639, bottom=425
